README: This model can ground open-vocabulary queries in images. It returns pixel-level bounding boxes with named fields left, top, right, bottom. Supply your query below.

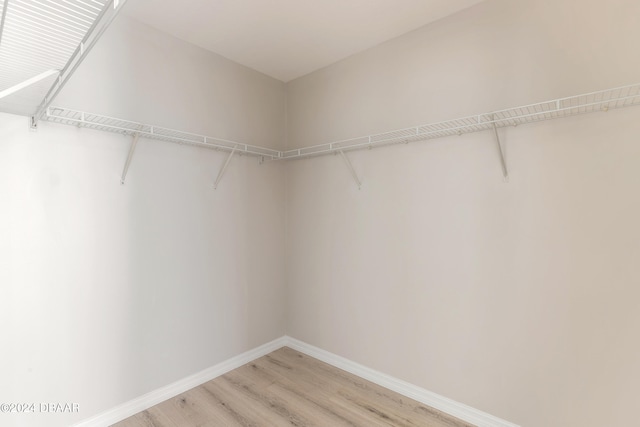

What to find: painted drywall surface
left=57, top=14, right=286, bottom=151
left=0, top=15, right=286, bottom=427
left=285, top=0, right=640, bottom=426
left=286, top=0, right=640, bottom=149
left=0, top=113, right=286, bottom=427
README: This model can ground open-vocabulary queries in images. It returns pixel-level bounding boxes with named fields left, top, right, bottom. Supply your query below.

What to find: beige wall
left=3, top=2, right=640, bottom=426
left=285, top=1, right=640, bottom=426
left=58, top=15, right=286, bottom=150
left=287, top=0, right=640, bottom=148
left=0, top=16, right=286, bottom=427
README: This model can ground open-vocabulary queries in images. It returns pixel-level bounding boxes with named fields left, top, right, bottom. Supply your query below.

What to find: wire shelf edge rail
left=44, top=106, right=283, bottom=159
left=279, top=82, right=640, bottom=160
left=43, top=82, right=640, bottom=161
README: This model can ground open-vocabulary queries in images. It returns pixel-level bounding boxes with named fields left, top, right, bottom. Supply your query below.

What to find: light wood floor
left=113, top=347, right=475, bottom=427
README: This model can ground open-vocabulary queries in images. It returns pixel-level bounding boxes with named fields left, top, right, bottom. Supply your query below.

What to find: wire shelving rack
left=280, top=83, right=640, bottom=159
left=44, top=106, right=283, bottom=159
left=43, top=82, right=640, bottom=163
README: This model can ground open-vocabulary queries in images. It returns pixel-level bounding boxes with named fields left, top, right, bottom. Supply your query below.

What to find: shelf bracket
left=491, top=116, right=509, bottom=181
left=1, top=69, right=60, bottom=101
left=339, top=150, right=362, bottom=189
left=120, top=133, right=140, bottom=185
left=214, top=148, right=236, bottom=189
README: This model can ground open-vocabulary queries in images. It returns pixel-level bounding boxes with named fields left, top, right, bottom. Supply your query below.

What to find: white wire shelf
left=44, top=106, right=283, bottom=159
left=43, top=83, right=640, bottom=162
left=0, top=0, right=110, bottom=116
left=280, top=82, right=640, bottom=160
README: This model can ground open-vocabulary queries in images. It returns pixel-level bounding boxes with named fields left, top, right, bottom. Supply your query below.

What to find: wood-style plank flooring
left=113, top=347, right=475, bottom=427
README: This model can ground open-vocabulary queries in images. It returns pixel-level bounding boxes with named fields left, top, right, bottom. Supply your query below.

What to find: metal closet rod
left=43, top=82, right=640, bottom=160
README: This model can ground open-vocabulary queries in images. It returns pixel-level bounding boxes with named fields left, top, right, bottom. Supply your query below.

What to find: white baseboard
left=284, top=336, right=520, bottom=427
left=72, top=336, right=288, bottom=427
left=74, top=335, right=519, bottom=427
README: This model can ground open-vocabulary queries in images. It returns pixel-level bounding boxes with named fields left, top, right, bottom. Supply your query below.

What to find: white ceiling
left=124, top=0, right=484, bottom=82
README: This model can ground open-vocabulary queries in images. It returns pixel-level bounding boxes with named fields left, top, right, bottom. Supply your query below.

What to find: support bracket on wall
left=491, top=115, right=508, bottom=181
left=0, top=69, right=60, bottom=102
left=121, top=133, right=140, bottom=185
left=214, top=148, right=236, bottom=189
left=339, top=150, right=362, bottom=190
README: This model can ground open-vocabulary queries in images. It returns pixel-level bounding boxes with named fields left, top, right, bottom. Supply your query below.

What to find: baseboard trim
left=284, top=336, right=520, bottom=427
left=74, top=335, right=519, bottom=427
left=72, top=336, right=288, bottom=427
